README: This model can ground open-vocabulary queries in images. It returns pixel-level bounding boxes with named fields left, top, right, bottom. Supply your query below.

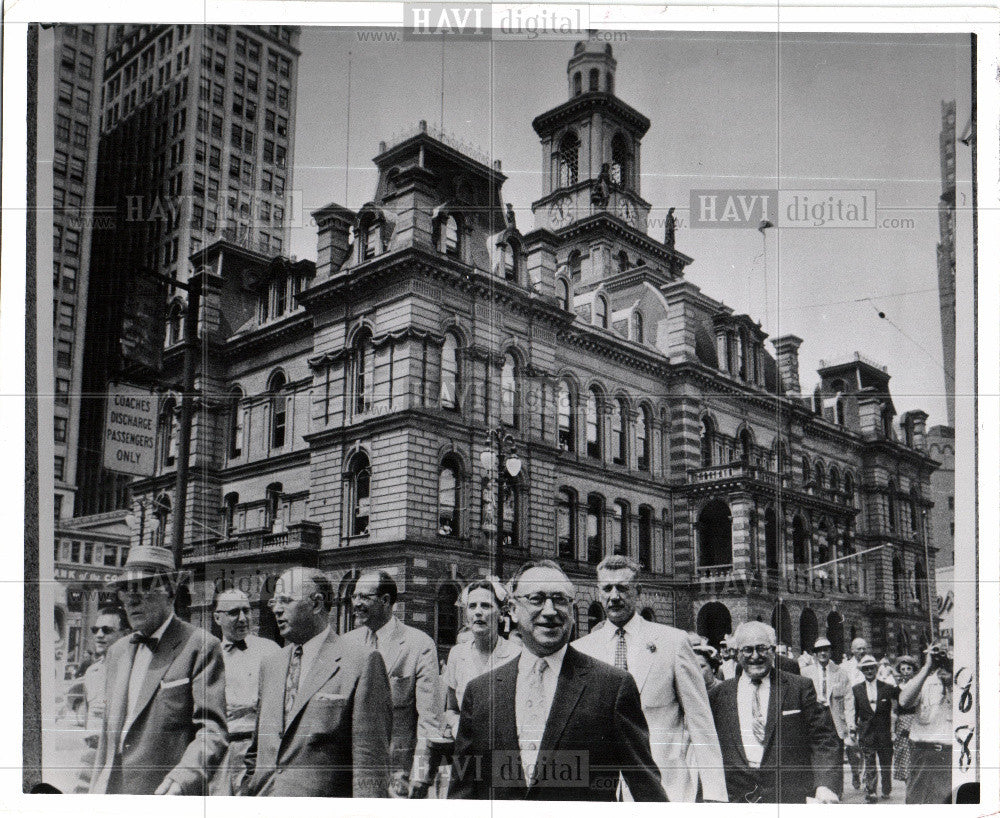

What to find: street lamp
left=480, top=430, right=521, bottom=581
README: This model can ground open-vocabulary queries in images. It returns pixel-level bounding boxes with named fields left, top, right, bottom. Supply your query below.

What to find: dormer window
left=363, top=222, right=380, bottom=260
left=443, top=215, right=460, bottom=256
left=611, top=134, right=629, bottom=188
left=594, top=295, right=608, bottom=328
left=632, top=311, right=644, bottom=343
left=503, top=242, right=518, bottom=282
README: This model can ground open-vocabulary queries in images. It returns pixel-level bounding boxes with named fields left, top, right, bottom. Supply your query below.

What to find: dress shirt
left=221, top=633, right=281, bottom=734
left=906, top=674, right=952, bottom=743
left=816, top=663, right=830, bottom=705
left=601, top=613, right=642, bottom=667
left=125, top=614, right=174, bottom=729
left=296, top=625, right=332, bottom=691
left=865, top=679, right=879, bottom=709
left=737, top=672, right=770, bottom=768
left=515, top=644, right=568, bottom=774
left=372, top=617, right=398, bottom=650
left=444, top=637, right=520, bottom=710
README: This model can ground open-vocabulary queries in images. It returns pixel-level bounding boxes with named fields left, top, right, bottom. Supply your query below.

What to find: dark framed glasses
left=738, top=644, right=775, bottom=658
left=515, top=592, right=573, bottom=610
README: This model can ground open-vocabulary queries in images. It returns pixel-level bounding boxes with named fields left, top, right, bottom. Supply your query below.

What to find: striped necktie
left=614, top=627, right=629, bottom=671
left=283, top=645, right=303, bottom=728
left=751, top=678, right=766, bottom=744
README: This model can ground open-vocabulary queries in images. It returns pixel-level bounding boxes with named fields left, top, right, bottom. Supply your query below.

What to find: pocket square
left=160, top=677, right=190, bottom=689
left=782, top=708, right=801, bottom=715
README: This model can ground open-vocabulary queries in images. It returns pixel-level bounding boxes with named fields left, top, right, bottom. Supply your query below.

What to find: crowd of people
left=70, top=543, right=955, bottom=803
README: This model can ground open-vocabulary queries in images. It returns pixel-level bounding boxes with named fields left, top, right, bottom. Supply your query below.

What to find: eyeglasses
left=515, top=592, right=574, bottom=610
left=738, top=644, right=775, bottom=658
left=351, top=592, right=379, bottom=603
left=91, top=625, right=117, bottom=635
left=218, top=606, right=251, bottom=618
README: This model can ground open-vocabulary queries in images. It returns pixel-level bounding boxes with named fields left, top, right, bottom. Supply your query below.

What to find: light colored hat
left=813, top=636, right=833, bottom=650
left=108, top=544, right=182, bottom=586
left=858, top=654, right=879, bottom=669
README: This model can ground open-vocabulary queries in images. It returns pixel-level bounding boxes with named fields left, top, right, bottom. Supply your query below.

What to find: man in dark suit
left=241, top=566, right=392, bottom=797
left=850, top=654, right=898, bottom=802
left=707, top=621, right=841, bottom=804
left=449, top=559, right=666, bottom=801
left=90, top=545, right=227, bottom=794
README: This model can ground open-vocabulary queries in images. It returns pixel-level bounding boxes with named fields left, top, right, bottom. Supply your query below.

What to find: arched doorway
left=587, top=600, right=605, bottom=633
left=697, top=499, right=733, bottom=567
left=640, top=607, right=655, bottom=622
left=771, top=603, right=792, bottom=647
left=799, top=608, right=818, bottom=654
left=697, top=602, right=732, bottom=648
left=792, top=515, right=809, bottom=565
left=826, top=611, right=845, bottom=660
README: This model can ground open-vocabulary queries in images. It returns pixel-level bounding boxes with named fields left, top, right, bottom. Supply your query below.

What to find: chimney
left=900, top=409, right=929, bottom=450
left=772, top=335, right=803, bottom=397
left=312, top=203, right=356, bottom=277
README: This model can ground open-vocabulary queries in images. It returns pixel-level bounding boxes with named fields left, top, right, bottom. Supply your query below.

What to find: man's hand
left=814, top=786, right=840, bottom=803
left=154, top=777, right=183, bottom=795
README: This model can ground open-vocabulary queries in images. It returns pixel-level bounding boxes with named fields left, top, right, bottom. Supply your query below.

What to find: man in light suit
left=801, top=636, right=852, bottom=798
left=90, top=546, right=227, bottom=795
left=574, top=555, right=727, bottom=802
left=348, top=570, right=442, bottom=797
left=241, top=566, right=392, bottom=797
left=707, top=621, right=841, bottom=804
left=449, top=559, right=666, bottom=801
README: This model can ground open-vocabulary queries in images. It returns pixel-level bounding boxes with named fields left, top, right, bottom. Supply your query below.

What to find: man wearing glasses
left=707, top=621, right=841, bottom=804
left=208, top=587, right=280, bottom=795
left=89, top=545, right=228, bottom=795
left=449, top=559, right=666, bottom=801
left=240, top=566, right=392, bottom=797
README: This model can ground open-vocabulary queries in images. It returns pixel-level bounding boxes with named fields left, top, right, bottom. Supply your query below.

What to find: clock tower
left=531, top=41, right=652, bottom=232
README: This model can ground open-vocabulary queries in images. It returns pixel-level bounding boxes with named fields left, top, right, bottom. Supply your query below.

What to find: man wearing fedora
left=89, top=545, right=228, bottom=795
left=850, top=654, right=898, bottom=802
left=802, top=636, right=852, bottom=798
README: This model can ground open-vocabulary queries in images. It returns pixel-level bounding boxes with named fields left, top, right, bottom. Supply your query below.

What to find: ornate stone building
left=132, top=41, right=939, bottom=659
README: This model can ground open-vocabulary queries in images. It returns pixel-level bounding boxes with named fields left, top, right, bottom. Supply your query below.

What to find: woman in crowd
left=893, top=655, right=920, bottom=783
left=692, top=642, right=722, bottom=693
left=443, top=578, right=521, bottom=732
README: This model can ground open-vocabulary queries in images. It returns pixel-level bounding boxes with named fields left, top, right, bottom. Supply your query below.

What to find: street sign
left=102, top=383, right=158, bottom=476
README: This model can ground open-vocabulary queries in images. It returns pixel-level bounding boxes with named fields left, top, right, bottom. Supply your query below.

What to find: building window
left=632, top=311, right=644, bottom=343
left=161, top=399, right=178, bottom=467
left=363, top=221, right=380, bottom=260
left=501, top=481, right=518, bottom=550
left=611, top=398, right=627, bottom=466
left=594, top=295, right=608, bottom=328
left=55, top=378, right=70, bottom=406
left=636, top=405, right=651, bottom=471
left=558, top=278, right=571, bottom=311
left=586, top=494, right=604, bottom=563
left=222, top=492, right=238, bottom=537
left=500, top=353, right=519, bottom=428
left=814, top=460, right=825, bottom=488
left=612, top=500, right=628, bottom=555
left=887, top=481, right=897, bottom=532
left=801, top=456, right=811, bottom=484
left=267, top=371, right=287, bottom=448
left=227, top=387, right=244, bottom=458
left=568, top=250, right=582, bottom=281
left=53, top=456, right=65, bottom=481
left=588, top=68, right=599, bottom=91
left=557, top=380, right=574, bottom=452
left=56, top=340, right=72, bottom=369
left=352, top=329, right=374, bottom=415
left=557, top=131, right=579, bottom=187
left=573, top=72, right=582, bottom=96
left=610, top=133, right=630, bottom=188
left=347, top=452, right=371, bottom=536
left=586, top=387, right=601, bottom=459
left=265, top=482, right=283, bottom=530
left=638, top=506, right=653, bottom=569
left=437, top=458, right=460, bottom=536
left=697, top=499, right=733, bottom=568
left=442, top=214, right=460, bottom=257
left=792, top=515, right=808, bottom=565
left=844, top=472, right=855, bottom=506
left=700, top=417, right=715, bottom=467
left=152, top=495, right=171, bottom=549
left=440, top=332, right=459, bottom=410
left=557, top=488, right=575, bottom=559
left=502, top=242, right=517, bottom=282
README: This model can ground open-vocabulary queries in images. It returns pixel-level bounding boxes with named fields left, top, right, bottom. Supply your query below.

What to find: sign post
left=101, top=383, right=158, bottom=477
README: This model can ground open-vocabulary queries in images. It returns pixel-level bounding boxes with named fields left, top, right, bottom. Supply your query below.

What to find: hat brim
left=106, top=567, right=186, bottom=589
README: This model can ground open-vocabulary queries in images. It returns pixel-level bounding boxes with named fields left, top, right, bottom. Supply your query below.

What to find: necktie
left=366, top=628, right=379, bottom=650
left=283, top=645, right=303, bottom=728
left=519, top=658, right=548, bottom=780
left=614, top=627, right=629, bottom=671
left=751, top=678, right=766, bottom=744
left=130, top=632, right=159, bottom=651
left=821, top=666, right=827, bottom=702
left=223, top=639, right=248, bottom=652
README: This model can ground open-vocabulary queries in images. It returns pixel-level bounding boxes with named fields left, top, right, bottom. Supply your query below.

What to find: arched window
left=267, top=371, right=287, bottom=449
left=632, top=311, right=644, bottom=343
left=697, top=499, right=732, bottom=567
left=594, top=295, right=608, bottom=328
left=887, top=480, right=897, bottom=532
left=893, top=556, right=905, bottom=607
left=352, top=329, right=374, bottom=415
left=617, top=250, right=630, bottom=272
left=801, top=456, right=811, bottom=484
left=638, top=505, right=653, bottom=568
left=611, top=398, right=628, bottom=466
left=440, top=332, right=459, bottom=410
left=836, top=396, right=846, bottom=426
left=586, top=495, right=604, bottom=563
left=557, top=132, right=580, bottom=188
left=222, top=492, right=238, bottom=538
left=503, top=241, right=518, bottom=282
left=610, top=134, right=629, bottom=188
left=227, top=387, right=244, bottom=458
left=792, top=515, right=809, bottom=565
left=738, top=428, right=753, bottom=464
left=557, top=278, right=571, bottom=311
left=636, top=406, right=651, bottom=471
left=442, top=214, right=460, bottom=257
left=501, top=480, right=518, bottom=550
left=436, top=583, right=460, bottom=648
left=568, top=249, right=582, bottom=281
left=586, top=387, right=602, bottom=458
left=814, top=460, right=825, bottom=489
left=588, top=68, right=599, bottom=91
left=572, top=71, right=582, bottom=96
left=500, top=352, right=519, bottom=429
left=152, top=494, right=170, bottom=549
left=844, top=472, right=855, bottom=506
left=829, top=466, right=840, bottom=493
left=347, top=452, right=371, bottom=536
left=335, top=570, right=360, bottom=634
left=265, top=482, right=283, bottom=530
left=764, top=506, right=778, bottom=570
left=437, top=458, right=459, bottom=536
left=587, top=601, right=604, bottom=632
left=161, top=398, right=177, bottom=467
left=166, top=301, right=184, bottom=345
left=909, top=497, right=919, bottom=534
left=612, top=500, right=628, bottom=555
left=700, top=416, right=715, bottom=468
left=557, top=380, right=575, bottom=451
left=362, top=218, right=381, bottom=260
left=556, top=488, right=575, bottom=559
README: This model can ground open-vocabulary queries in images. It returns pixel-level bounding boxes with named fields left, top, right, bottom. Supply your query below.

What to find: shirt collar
left=519, top=642, right=568, bottom=679
left=605, top=612, right=639, bottom=641
left=375, top=615, right=397, bottom=643
left=302, top=625, right=330, bottom=655
left=150, top=613, right=174, bottom=643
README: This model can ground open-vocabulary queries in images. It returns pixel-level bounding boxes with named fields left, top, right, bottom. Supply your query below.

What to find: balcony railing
left=688, top=462, right=780, bottom=486
left=186, top=520, right=321, bottom=563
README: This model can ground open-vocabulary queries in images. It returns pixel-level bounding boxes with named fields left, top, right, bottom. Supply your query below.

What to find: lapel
left=284, top=629, right=343, bottom=735
left=536, top=647, right=588, bottom=757
left=106, top=641, right=138, bottom=751
left=724, top=680, right=750, bottom=767
left=378, top=617, right=406, bottom=675
left=626, top=616, right=655, bottom=693
left=761, top=669, right=784, bottom=754
left=493, top=656, right=520, bottom=757
left=857, top=682, right=874, bottom=717
left=122, top=617, right=185, bottom=738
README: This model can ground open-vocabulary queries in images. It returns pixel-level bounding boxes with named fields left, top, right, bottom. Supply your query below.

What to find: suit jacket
left=89, top=617, right=228, bottom=795
left=851, top=679, right=897, bottom=748
left=708, top=669, right=841, bottom=804
left=574, top=616, right=727, bottom=801
left=349, top=617, right=442, bottom=783
left=242, top=628, right=392, bottom=797
left=802, top=661, right=851, bottom=740
left=449, top=646, right=666, bottom=801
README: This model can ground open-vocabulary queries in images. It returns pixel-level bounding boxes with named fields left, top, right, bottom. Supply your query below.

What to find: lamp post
left=480, top=430, right=522, bottom=582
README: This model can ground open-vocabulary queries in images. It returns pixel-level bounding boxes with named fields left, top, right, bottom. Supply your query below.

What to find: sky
left=288, top=29, right=973, bottom=428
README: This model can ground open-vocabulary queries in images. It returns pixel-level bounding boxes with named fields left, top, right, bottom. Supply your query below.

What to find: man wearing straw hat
left=89, top=544, right=228, bottom=795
